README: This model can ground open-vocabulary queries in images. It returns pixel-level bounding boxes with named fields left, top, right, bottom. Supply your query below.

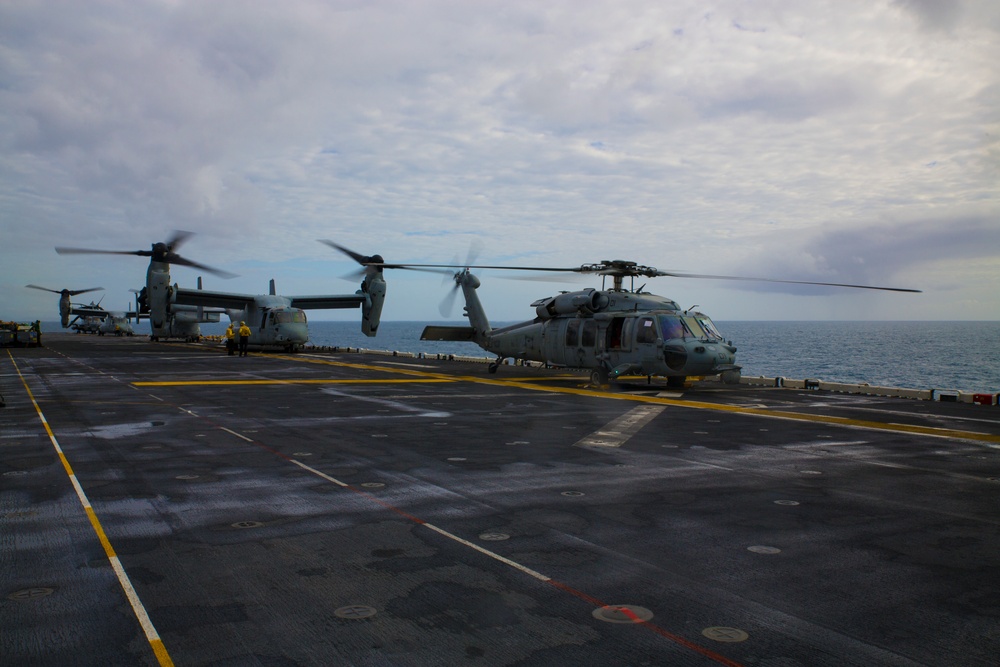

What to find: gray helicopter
left=169, top=241, right=387, bottom=351
left=24, top=284, right=105, bottom=327
left=379, top=257, right=920, bottom=387
left=66, top=298, right=108, bottom=334
left=56, top=232, right=233, bottom=341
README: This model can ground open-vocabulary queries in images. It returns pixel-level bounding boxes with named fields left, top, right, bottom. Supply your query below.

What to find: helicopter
left=24, top=284, right=105, bottom=327
left=56, top=232, right=234, bottom=342
left=66, top=299, right=108, bottom=334
left=171, top=241, right=387, bottom=352
left=369, top=256, right=921, bottom=387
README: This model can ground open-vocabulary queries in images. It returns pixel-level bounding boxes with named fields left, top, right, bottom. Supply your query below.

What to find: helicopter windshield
left=682, top=315, right=723, bottom=340
left=696, top=316, right=723, bottom=340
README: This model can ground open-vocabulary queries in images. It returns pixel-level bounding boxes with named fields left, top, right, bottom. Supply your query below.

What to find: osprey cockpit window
left=274, top=310, right=307, bottom=324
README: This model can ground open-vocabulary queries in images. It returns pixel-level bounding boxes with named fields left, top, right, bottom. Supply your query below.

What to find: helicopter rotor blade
left=439, top=283, right=461, bottom=318
left=657, top=271, right=922, bottom=293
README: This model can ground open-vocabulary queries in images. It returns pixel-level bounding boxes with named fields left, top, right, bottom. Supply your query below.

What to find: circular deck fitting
left=141, top=445, right=164, bottom=450
left=334, top=605, right=377, bottom=619
left=774, top=500, right=800, bottom=506
left=231, top=521, right=263, bottom=529
left=800, top=470, right=822, bottom=475
left=702, top=626, right=749, bottom=643
left=371, top=434, right=387, bottom=438
left=694, top=431, right=709, bottom=435
left=561, top=491, right=585, bottom=497
left=3, top=470, right=28, bottom=477
left=361, top=482, right=385, bottom=488
left=592, top=605, right=653, bottom=624
left=8, top=587, right=56, bottom=601
left=505, top=440, right=530, bottom=446
left=293, top=452, right=312, bottom=457
left=748, top=545, right=781, bottom=554
left=175, top=474, right=200, bottom=480
left=447, top=457, right=467, bottom=462
left=479, top=532, right=510, bottom=541
left=195, top=434, right=206, bottom=438
left=433, top=422, right=449, bottom=425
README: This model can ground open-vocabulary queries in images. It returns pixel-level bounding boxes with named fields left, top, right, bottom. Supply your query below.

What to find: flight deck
left=2, top=333, right=999, bottom=666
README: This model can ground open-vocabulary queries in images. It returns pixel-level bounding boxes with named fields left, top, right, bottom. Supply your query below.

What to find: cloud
left=1, top=1, right=997, bottom=324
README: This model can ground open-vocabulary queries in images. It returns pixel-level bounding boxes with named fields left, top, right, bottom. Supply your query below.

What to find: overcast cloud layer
left=2, top=0, right=997, bottom=323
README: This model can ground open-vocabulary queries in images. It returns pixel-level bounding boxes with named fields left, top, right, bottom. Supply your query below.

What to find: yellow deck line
left=133, top=378, right=452, bottom=387
left=7, top=350, right=175, bottom=667
left=135, top=353, right=1000, bottom=445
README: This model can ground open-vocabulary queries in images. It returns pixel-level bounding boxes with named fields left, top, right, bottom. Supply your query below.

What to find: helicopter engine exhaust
left=534, top=289, right=609, bottom=319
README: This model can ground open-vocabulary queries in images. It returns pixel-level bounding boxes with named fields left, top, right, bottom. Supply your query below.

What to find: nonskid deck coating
left=2, top=333, right=999, bottom=666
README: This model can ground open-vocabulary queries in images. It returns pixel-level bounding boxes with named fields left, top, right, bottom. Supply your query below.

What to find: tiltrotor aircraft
left=56, top=232, right=234, bottom=341
left=374, top=256, right=920, bottom=387
left=24, top=284, right=104, bottom=328
left=173, top=240, right=387, bottom=351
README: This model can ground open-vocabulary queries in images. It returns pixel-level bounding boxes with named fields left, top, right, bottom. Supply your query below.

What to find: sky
left=2, top=0, right=998, bottom=326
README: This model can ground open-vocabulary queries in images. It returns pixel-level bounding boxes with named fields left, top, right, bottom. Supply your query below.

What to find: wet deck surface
left=3, top=333, right=999, bottom=666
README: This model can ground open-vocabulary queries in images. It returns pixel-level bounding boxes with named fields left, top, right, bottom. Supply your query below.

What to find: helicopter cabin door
left=605, top=316, right=632, bottom=368
left=562, top=317, right=600, bottom=368
left=634, top=316, right=660, bottom=373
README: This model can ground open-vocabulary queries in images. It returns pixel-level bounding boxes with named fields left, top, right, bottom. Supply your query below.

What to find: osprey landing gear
left=488, top=357, right=505, bottom=374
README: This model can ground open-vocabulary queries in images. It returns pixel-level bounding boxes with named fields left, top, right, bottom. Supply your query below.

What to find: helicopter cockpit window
left=696, top=316, right=722, bottom=340
left=635, top=317, right=657, bottom=344
left=658, top=315, right=686, bottom=341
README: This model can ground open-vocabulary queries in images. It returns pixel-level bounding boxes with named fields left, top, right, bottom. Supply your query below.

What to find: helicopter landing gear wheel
left=488, top=362, right=499, bottom=374
left=667, top=375, right=686, bottom=389
left=590, top=366, right=609, bottom=387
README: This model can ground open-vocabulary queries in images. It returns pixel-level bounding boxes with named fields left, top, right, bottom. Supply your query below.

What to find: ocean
left=43, top=320, right=1000, bottom=393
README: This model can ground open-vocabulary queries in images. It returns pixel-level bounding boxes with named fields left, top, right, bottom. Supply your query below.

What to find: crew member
left=225, top=323, right=236, bottom=355
left=238, top=321, right=251, bottom=357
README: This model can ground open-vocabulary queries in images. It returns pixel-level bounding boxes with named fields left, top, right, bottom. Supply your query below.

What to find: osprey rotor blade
left=167, top=254, right=238, bottom=279
left=55, top=247, right=152, bottom=257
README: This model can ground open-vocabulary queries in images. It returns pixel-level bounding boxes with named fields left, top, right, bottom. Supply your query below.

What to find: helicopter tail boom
left=421, top=325, right=476, bottom=342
